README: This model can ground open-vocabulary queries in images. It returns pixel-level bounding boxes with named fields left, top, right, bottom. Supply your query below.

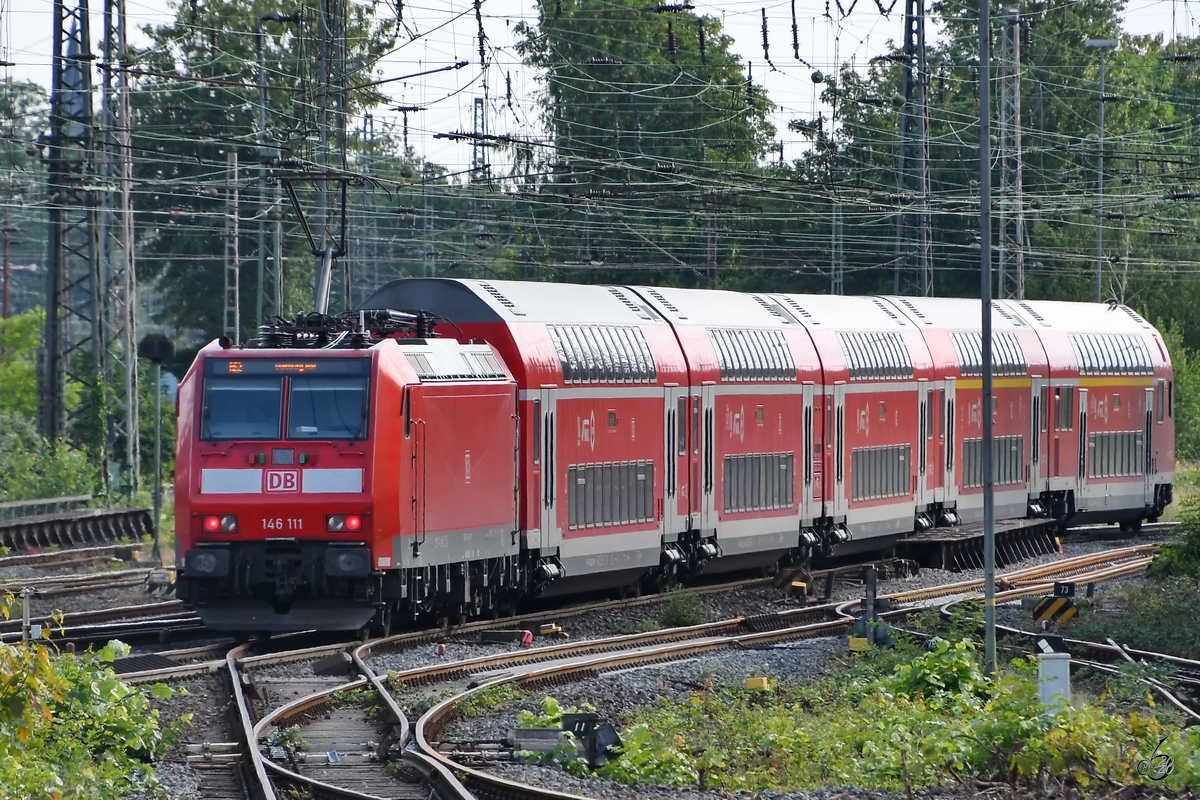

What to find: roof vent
left=478, top=282, right=526, bottom=316
left=1016, top=301, right=1049, bottom=326
left=1119, top=305, right=1152, bottom=329
left=750, top=294, right=793, bottom=323
left=895, top=297, right=932, bottom=325
left=644, top=288, right=687, bottom=319
left=871, top=298, right=903, bottom=323
left=990, top=301, right=1022, bottom=325
left=607, top=287, right=655, bottom=321
left=780, top=297, right=818, bottom=325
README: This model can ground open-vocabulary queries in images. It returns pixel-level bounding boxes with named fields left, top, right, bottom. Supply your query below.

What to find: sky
left=3, top=0, right=1198, bottom=173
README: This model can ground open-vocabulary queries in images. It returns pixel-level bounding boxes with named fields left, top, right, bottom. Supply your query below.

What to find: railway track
left=122, top=546, right=1145, bottom=800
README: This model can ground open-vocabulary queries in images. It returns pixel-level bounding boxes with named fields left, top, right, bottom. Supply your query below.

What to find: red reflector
left=203, top=516, right=221, bottom=532
left=345, top=515, right=362, bottom=531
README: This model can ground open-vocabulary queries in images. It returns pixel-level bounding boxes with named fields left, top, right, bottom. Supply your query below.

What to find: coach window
left=678, top=397, right=688, bottom=455
left=533, top=400, right=541, bottom=465
left=1157, top=379, right=1166, bottom=423
left=1169, top=381, right=1174, bottom=418
left=693, top=397, right=701, bottom=455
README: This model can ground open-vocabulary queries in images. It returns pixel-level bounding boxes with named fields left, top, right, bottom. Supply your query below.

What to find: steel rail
left=227, top=643, right=279, bottom=800
left=408, top=556, right=1159, bottom=800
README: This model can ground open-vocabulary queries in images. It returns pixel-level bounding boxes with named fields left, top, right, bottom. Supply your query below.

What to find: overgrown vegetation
left=1069, top=577, right=1200, bottom=661
left=528, top=639, right=1199, bottom=794
left=0, top=630, right=189, bottom=799
left=659, top=587, right=705, bottom=628
left=460, top=685, right=523, bottom=717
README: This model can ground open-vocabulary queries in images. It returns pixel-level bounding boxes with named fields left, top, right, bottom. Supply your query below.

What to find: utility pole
left=224, top=152, right=240, bottom=341
left=1085, top=38, right=1118, bottom=303
left=2, top=206, right=9, bottom=319
left=256, top=13, right=294, bottom=327
left=471, top=96, right=488, bottom=279
left=893, top=0, right=933, bottom=296
left=423, top=161, right=436, bottom=277
left=313, top=0, right=349, bottom=314
left=998, top=7, right=1026, bottom=299
left=41, top=0, right=102, bottom=444
left=979, top=0, right=997, bottom=677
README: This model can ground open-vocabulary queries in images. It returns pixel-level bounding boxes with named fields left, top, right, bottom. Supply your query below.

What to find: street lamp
left=1085, top=38, right=1118, bottom=303
left=137, top=333, right=175, bottom=563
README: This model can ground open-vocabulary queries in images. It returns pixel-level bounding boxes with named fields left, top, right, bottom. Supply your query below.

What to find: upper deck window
left=548, top=324, right=656, bottom=385
left=1069, top=334, right=1153, bottom=376
left=950, top=331, right=1025, bottom=377
left=709, top=328, right=795, bottom=382
left=201, top=358, right=370, bottom=441
left=838, top=331, right=913, bottom=381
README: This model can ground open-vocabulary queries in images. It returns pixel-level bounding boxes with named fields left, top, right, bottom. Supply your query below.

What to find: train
left=173, top=279, right=1175, bottom=633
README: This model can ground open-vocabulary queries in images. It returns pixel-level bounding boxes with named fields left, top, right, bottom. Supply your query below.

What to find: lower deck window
left=568, top=461, right=655, bottom=529
left=724, top=452, right=795, bottom=513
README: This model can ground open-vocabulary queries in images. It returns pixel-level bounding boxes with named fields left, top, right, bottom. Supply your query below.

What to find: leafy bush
left=552, top=638, right=1198, bottom=794
left=659, top=587, right=704, bottom=628
left=516, top=696, right=594, bottom=729
left=1150, top=499, right=1200, bottom=578
left=1069, top=576, right=1200, bottom=660
left=0, top=635, right=189, bottom=799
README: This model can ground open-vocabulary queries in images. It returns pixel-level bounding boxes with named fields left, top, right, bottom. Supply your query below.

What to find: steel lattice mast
left=99, top=0, right=140, bottom=494
left=893, top=0, right=933, bottom=296
left=41, top=0, right=102, bottom=445
left=998, top=8, right=1026, bottom=300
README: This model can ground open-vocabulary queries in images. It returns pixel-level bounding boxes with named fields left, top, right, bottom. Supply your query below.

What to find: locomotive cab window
left=201, top=358, right=369, bottom=442
left=202, top=376, right=283, bottom=440
left=288, top=376, right=369, bottom=440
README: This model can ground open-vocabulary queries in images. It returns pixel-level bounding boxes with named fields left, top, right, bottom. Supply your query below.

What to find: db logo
left=265, top=469, right=300, bottom=493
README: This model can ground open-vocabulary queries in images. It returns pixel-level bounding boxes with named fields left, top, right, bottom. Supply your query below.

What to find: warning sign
left=1033, top=596, right=1077, bottom=624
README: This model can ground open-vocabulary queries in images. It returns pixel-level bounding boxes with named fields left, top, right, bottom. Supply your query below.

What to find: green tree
left=0, top=309, right=41, bottom=417
left=130, top=0, right=401, bottom=336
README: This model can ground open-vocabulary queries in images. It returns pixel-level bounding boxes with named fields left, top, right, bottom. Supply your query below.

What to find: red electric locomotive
left=174, top=281, right=1174, bottom=633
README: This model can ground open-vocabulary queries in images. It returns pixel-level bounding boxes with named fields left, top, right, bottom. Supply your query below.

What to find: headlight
left=326, top=514, right=362, bottom=532
left=324, top=547, right=371, bottom=577
left=185, top=548, right=230, bottom=577
left=202, top=515, right=238, bottom=533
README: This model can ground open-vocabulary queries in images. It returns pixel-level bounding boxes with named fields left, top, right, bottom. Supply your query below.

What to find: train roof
left=627, top=286, right=799, bottom=328
left=878, top=297, right=1033, bottom=331
left=766, top=293, right=919, bottom=331
left=359, top=278, right=666, bottom=326
left=1002, top=299, right=1157, bottom=335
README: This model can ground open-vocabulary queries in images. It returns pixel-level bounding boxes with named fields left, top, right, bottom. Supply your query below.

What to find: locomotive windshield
left=201, top=357, right=370, bottom=441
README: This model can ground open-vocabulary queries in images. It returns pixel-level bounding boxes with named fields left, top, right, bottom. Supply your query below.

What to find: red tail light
left=327, top=514, right=363, bottom=532
left=202, top=515, right=238, bottom=533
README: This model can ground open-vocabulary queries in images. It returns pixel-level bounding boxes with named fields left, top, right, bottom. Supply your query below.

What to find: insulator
left=506, top=72, right=513, bottom=107
left=793, top=0, right=800, bottom=58
left=762, top=8, right=770, bottom=62
left=698, top=21, right=706, bottom=64
left=554, top=0, right=562, bottom=20
left=667, top=20, right=677, bottom=62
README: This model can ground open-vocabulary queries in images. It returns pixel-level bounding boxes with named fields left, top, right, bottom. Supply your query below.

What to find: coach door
left=801, top=383, right=816, bottom=518
left=1076, top=388, right=1089, bottom=503
left=537, top=388, right=559, bottom=553
left=943, top=379, right=958, bottom=510
left=1145, top=386, right=1156, bottom=506
left=831, top=383, right=848, bottom=521
left=917, top=381, right=931, bottom=510
left=664, top=386, right=689, bottom=539
left=699, top=383, right=716, bottom=535
left=1031, top=378, right=1048, bottom=493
